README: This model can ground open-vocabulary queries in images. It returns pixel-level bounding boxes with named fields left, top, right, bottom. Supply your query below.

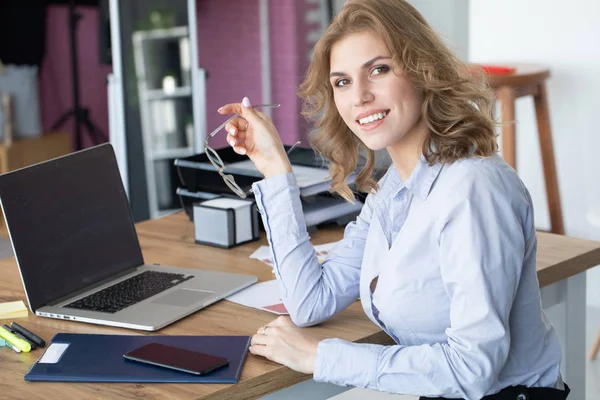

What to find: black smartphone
left=123, top=343, right=229, bottom=375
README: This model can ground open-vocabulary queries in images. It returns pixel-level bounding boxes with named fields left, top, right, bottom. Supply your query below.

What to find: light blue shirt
left=252, top=154, right=563, bottom=399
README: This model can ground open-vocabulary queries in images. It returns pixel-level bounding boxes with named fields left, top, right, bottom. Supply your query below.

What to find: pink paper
left=262, top=303, right=288, bottom=314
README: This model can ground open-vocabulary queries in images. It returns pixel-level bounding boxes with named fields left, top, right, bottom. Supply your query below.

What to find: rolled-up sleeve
left=252, top=173, right=373, bottom=327
left=313, top=177, right=528, bottom=400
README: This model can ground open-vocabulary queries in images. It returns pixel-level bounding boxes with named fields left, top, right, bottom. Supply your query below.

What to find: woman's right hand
left=218, top=97, right=292, bottom=179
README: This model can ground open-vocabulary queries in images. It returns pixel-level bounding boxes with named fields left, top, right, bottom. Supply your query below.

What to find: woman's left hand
left=250, top=316, right=320, bottom=374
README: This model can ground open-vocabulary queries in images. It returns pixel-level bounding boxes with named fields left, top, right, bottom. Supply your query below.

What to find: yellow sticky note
left=0, top=300, right=29, bottom=319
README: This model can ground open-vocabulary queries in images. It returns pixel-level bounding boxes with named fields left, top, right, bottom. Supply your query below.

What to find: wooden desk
left=1, top=212, right=599, bottom=400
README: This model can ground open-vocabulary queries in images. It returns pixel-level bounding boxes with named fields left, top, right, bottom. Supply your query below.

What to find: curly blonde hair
left=298, top=0, right=498, bottom=202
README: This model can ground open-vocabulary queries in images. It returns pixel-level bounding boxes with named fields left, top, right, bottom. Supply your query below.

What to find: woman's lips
left=357, top=111, right=388, bottom=131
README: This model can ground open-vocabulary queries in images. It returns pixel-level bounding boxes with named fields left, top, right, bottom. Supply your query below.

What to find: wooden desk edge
left=538, top=246, right=600, bottom=287
left=198, top=331, right=395, bottom=400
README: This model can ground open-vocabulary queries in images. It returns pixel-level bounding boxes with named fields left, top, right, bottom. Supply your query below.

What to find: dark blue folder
left=25, top=333, right=251, bottom=383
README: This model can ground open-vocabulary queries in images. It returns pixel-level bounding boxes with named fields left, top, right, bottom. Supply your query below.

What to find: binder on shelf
left=25, top=333, right=251, bottom=383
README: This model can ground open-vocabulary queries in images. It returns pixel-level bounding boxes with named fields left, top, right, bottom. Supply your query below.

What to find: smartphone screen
left=123, top=343, right=229, bottom=375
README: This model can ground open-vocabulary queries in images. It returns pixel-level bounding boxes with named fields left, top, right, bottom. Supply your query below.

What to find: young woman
left=217, top=0, right=569, bottom=399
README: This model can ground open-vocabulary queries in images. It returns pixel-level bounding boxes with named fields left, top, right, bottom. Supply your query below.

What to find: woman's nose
left=352, top=80, right=374, bottom=107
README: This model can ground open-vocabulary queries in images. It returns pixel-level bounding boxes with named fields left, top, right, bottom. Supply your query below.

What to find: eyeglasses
left=204, top=103, right=301, bottom=198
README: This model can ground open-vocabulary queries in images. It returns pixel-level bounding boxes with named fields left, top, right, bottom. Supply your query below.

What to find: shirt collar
left=385, top=156, right=443, bottom=201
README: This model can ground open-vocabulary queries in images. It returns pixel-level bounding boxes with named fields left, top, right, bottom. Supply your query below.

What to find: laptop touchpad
left=152, top=289, right=216, bottom=307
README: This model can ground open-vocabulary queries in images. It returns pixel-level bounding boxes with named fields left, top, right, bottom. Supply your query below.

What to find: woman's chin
left=359, top=136, right=390, bottom=152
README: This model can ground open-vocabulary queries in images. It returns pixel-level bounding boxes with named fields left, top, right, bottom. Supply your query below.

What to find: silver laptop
left=0, top=143, right=257, bottom=331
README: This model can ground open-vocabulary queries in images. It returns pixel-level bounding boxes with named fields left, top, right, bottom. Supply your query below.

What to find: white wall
left=470, top=0, right=600, bottom=307
left=408, top=0, right=469, bottom=60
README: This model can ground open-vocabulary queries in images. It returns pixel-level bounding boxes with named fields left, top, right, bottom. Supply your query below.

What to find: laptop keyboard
left=64, top=270, right=195, bottom=314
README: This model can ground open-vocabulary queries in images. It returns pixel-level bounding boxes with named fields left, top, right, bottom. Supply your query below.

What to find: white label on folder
left=38, top=342, right=70, bottom=364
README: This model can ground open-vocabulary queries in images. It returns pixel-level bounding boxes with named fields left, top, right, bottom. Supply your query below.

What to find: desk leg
left=542, top=272, right=586, bottom=400
left=565, top=272, right=586, bottom=400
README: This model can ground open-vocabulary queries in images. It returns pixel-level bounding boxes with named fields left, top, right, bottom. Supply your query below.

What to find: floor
left=0, top=238, right=597, bottom=399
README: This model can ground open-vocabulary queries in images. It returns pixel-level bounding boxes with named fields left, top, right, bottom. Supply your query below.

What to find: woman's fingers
left=226, top=130, right=246, bottom=144
left=217, top=100, right=267, bottom=122
left=254, top=108, right=269, bottom=121
left=226, top=130, right=247, bottom=155
left=267, top=316, right=294, bottom=327
left=249, top=333, right=281, bottom=364
left=224, top=117, right=249, bottom=137
left=217, top=103, right=242, bottom=116
left=225, top=117, right=249, bottom=155
left=239, top=99, right=266, bottom=125
left=249, top=343, right=275, bottom=361
left=250, top=333, right=270, bottom=346
left=249, top=333, right=273, bottom=360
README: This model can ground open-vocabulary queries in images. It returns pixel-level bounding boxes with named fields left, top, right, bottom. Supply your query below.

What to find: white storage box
left=193, top=197, right=259, bottom=248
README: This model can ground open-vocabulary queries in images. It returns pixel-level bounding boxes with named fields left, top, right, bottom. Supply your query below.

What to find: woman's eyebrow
left=329, top=56, right=392, bottom=78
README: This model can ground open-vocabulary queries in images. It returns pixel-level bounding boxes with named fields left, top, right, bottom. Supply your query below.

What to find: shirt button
left=517, top=394, right=527, bottom=400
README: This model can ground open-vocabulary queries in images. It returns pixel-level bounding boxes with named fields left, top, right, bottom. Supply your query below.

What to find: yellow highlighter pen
left=0, top=325, right=31, bottom=352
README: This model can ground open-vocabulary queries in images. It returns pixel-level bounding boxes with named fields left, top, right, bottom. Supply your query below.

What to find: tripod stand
left=51, top=0, right=108, bottom=150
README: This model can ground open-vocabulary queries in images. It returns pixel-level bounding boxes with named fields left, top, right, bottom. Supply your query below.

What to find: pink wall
left=268, top=0, right=322, bottom=145
left=40, top=6, right=111, bottom=150
left=269, top=0, right=304, bottom=146
left=196, top=0, right=317, bottom=149
left=196, top=0, right=263, bottom=150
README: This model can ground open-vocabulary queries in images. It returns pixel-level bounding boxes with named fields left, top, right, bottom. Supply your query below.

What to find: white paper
left=201, top=197, right=252, bottom=210
left=226, top=280, right=288, bottom=315
left=38, top=342, right=70, bottom=364
left=249, top=245, right=275, bottom=267
left=250, top=241, right=339, bottom=269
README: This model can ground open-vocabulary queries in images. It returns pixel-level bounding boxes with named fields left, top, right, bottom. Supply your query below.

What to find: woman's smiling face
left=329, top=30, right=424, bottom=151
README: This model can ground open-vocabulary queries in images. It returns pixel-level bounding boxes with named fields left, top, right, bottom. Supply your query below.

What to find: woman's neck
left=387, top=118, right=428, bottom=182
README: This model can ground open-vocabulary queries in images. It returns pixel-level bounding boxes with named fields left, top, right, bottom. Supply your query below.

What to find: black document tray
left=174, top=145, right=328, bottom=197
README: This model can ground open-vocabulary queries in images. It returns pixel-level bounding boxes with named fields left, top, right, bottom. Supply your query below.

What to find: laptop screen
left=0, top=144, right=144, bottom=311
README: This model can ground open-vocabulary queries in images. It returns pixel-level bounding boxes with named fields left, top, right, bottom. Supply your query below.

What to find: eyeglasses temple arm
left=207, top=104, right=281, bottom=140
left=207, top=114, right=238, bottom=140
left=286, top=140, right=302, bottom=155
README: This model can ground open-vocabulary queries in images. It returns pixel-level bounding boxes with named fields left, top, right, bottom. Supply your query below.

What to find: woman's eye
left=371, top=65, right=389, bottom=76
left=334, top=78, right=350, bottom=87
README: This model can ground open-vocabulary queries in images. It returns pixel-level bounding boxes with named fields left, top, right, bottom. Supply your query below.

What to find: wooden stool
left=485, top=64, right=564, bottom=234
